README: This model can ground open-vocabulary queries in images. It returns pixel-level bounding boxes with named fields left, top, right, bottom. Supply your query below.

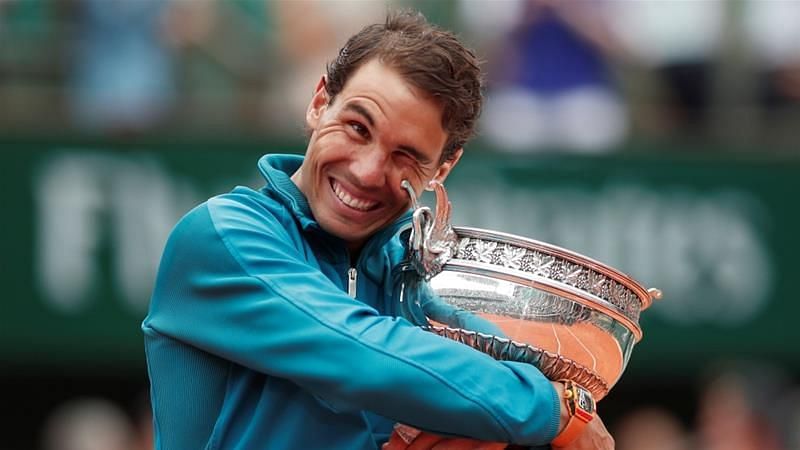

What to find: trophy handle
left=643, top=288, right=663, bottom=311
left=402, top=180, right=459, bottom=280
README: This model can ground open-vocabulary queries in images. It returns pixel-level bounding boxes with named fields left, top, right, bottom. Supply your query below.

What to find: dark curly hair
left=325, top=10, right=484, bottom=163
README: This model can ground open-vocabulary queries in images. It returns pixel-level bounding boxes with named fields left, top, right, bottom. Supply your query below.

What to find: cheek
left=309, top=136, right=351, bottom=172
left=391, top=160, right=427, bottom=186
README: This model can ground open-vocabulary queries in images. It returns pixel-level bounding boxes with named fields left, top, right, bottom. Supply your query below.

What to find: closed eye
left=395, top=150, right=416, bottom=164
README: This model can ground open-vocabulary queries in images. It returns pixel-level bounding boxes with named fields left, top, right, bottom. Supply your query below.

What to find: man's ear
left=429, top=148, right=463, bottom=188
left=306, top=75, right=329, bottom=130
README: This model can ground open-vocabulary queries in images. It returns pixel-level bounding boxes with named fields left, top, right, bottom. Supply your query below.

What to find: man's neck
left=347, top=243, right=363, bottom=266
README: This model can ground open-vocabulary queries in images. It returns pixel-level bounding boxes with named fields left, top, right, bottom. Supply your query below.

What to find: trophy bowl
left=397, top=182, right=661, bottom=400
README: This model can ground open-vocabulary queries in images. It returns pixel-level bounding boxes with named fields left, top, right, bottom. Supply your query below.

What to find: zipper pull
left=347, top=267, right=358, bottom=298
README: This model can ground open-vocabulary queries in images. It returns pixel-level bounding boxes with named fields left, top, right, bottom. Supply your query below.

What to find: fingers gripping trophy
left=395, top=180, right=662, bottom=447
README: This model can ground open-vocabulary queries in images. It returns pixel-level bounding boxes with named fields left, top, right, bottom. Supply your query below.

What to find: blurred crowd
left=40, top=392, right=153, bottom=450
left=612, top=360, right=800, bottom=450
left=37, top=359, right=800, bottom=450
left=2, top=0, right=800, bottom=152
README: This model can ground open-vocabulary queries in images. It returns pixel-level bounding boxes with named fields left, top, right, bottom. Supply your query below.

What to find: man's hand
left=552, top=413, right=614, bottom=450
left=384, top=379, right=617, bottom=450
left=383, top=424, right=506, bottom=450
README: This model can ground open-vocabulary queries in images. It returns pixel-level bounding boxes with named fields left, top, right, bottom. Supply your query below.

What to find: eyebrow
left=344, top=102, right=375, bottom=127
left=343, top=101, right=433, bottom=165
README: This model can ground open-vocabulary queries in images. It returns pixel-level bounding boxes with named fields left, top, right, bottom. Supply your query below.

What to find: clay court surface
left=467, top=313, right=623, bottom=389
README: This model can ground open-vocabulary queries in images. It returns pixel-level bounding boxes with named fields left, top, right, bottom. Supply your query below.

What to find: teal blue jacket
left=142, top=154, right=559, bottom=449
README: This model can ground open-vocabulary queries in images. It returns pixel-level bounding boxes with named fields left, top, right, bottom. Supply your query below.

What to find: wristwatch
left=551, top=380, right=595, bottom=447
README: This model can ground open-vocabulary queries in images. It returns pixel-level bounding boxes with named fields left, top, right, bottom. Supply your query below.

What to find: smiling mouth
left=331, top=179, right=379, bottom=212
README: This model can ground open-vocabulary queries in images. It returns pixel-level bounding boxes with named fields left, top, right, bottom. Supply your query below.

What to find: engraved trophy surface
left=398, top=181, right=661, bottom=400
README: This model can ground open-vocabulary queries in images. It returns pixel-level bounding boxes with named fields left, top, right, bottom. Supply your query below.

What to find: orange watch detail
left=551, top=380, right=595, bottom=447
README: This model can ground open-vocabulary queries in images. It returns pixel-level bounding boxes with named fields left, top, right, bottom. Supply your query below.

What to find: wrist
left=551, top=380, right=595, bottom=447
left=551, top=381, right=570, bottom=434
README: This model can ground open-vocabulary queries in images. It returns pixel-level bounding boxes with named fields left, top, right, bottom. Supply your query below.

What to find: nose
left=350, top=146, right=388, bottom=188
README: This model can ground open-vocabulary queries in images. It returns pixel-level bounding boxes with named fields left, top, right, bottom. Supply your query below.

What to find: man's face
left=292, top=59, right=461, bottom=252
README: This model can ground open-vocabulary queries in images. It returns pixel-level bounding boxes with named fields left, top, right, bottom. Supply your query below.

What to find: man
left=143, top=11, right=614, bottom=450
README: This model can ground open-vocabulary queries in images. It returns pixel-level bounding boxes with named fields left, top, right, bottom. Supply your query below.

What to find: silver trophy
left=398, top=181, right=662, bottom=400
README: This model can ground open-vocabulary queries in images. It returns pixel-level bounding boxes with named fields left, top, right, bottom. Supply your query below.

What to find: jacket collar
left=258, top=153, right=413, bottom=262
left=258, top=154, right=317, bottom=230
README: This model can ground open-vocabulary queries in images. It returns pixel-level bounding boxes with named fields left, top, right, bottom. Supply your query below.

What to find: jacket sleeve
left=142, top=194, right=560, bottom=446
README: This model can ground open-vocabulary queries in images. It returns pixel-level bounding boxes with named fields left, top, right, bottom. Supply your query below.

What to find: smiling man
left=142, top=10, right=613, bottom=450
left=291, top=58, right=458, bottom=254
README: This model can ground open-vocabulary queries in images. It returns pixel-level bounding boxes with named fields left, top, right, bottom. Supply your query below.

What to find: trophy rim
left=451, top=226, right=654, bottom=311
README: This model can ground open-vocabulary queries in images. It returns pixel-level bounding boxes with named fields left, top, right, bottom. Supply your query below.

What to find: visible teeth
left=332, top=180, right=377, bottom=211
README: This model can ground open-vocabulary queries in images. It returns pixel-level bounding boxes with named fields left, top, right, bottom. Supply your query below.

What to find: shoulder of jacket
left=204, top=189, right=293, bottom=234
left=161, top=188, right=291, bottom=249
